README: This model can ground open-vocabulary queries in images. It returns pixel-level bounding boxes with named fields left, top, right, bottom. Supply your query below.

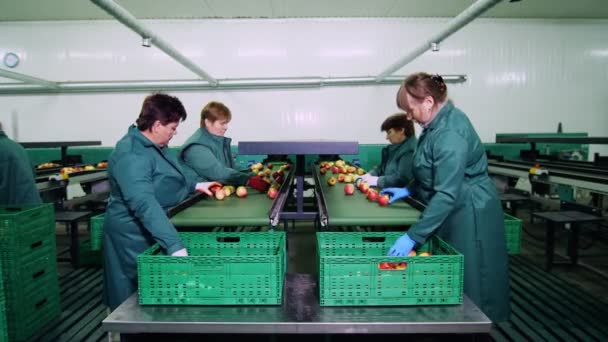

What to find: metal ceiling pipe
left=376, top=0, right=503, bottom=81
left=90, top=0, right=218, bottom=86
left=0, top=75, right=466, bottom=95
left=0, top=68, right=59, bottom=89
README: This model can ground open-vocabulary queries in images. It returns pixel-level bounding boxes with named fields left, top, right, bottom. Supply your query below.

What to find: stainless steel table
left=103, top=274, right=491, bottom=340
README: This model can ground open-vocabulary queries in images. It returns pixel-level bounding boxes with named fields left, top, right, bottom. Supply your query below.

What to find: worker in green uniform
left=381, top=73, right=510, bottom=322
left=179, top=101, right=270, bottom=192
left=103, top=93, right=220, bottom=310
left=357, top=113, right=416, bottom=188
left=0, top=122, right=42, bottom=205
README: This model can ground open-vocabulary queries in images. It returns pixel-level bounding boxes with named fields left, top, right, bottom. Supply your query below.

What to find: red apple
left=337, top=174, right=345, bottom=182
left=408, top=250, right=417, bottom=257
left=267, top=188, right=279, bottom=199
left=236, top=186, right=248, bottom=198
left=215, top=189, right=226, bottom=200
left=344, top=184, right=355, bottom=195
left=320, top=168, right=327, bottom=175
left=367, top=190, right=379, bottom=202
left=267, top=163, right=274, bottom=169
left=210, top=184, right=223, bottom=194
left=283, top=164, right=291, bottom=170
left=359, top=182, right=370, bottom=193
left=378, top=195, right=389, bottom=206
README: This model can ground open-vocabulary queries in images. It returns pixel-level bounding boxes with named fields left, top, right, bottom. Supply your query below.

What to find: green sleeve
left=408, top=131, right=468, bottom=245
left=113, top=155, right=184, bottom=255
left=184, top=145, right=250, bottom=185
left=368, top=167, right=379, bottom=177
left=377, top=150, right=414, bottom=188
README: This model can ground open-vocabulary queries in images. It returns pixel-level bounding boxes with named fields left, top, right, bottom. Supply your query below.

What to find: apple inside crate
left=317, top=232, right=464, bottom=306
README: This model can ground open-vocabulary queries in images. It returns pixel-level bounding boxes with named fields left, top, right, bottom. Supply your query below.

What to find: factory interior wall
left=1, top=17, right=607, bottom=158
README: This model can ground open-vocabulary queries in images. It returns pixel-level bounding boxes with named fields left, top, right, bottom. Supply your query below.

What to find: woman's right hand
left=195, top=181, right=222, bottom=196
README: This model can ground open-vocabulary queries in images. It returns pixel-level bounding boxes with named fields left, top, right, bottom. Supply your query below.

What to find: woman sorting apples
left=178, top=101, right=269, bottom=193
left=381, top=73, right=510, bottom=323
left=357, top=113, right=416, bottom=188
left=103, top=93, right=220, bottom=310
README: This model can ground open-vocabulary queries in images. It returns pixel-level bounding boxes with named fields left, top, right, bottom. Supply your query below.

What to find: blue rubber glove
left=388, top=233, right=416, bottom=256
left=380, top=187, right=410, bottom=204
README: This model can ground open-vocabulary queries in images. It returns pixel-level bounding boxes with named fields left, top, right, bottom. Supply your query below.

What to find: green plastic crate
left=138, top=232, right=286, bottom=305
left=79, top=239, right=103, bottom=267
left=504, top=214, right=522, bottom=255
left=5, top=284, right=60, bottom=341
left=0, top=302, right=6, bottom=342
left=90, top=214, right=105, bottom=251
left=0, top=267, right=6, bottom=342
left=0, top=204, right=56, bottom=261
left=317, top=232, right=464, bottom=306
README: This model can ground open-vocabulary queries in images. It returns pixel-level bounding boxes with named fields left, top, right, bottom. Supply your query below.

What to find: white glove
left=171, top=248, right=188, bottom=257
left=195, top=181, right=221, bottom=196
left=359, top=173, right=379, bottom=187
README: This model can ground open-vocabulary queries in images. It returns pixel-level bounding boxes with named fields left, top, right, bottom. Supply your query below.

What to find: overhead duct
left=0, top=75, right=467, bottom=95
left=376, top=0, right=503, bottom=81
left=90, top=0, right=218, bottom=86
left=0, top=68, right=59, bottom=90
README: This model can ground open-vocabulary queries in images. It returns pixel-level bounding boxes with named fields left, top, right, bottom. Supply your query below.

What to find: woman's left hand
left=195, top=181, right=223, bottom=195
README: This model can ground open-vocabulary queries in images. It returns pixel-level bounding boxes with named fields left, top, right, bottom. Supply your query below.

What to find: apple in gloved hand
left=378, top=195, right=389, bottom=206
left=215, top=189, right=226, bottom=200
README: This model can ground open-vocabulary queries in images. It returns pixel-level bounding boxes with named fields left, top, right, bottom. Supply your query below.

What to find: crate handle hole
left=5, top=207, right=22, bottom=212
left=217, top=237, right=240, bottom=243
left=33, top=269, right=45, bottom=279
left=31, top=241, right=43, bottom=249
left=362, top=237, right=385, bottom=243
left=35, top=298, right=48, bottom=308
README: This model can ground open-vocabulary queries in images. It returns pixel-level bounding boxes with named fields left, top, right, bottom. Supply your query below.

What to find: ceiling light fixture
left=142, top=37, right=152, bottom=48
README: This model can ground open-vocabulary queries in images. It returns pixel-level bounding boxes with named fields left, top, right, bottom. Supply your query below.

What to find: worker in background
left=357, top=113, right=416, bottom=188
left=381, top=72, right=510, bottom=322
left=179, top=101, right=270, bottom=193
left=0, top=121, right=42, bottom=205
left=103, top=93, right=220, bottom=310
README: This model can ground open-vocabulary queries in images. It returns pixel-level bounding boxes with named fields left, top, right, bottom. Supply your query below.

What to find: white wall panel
left=0, top=18, right=607, bottom=156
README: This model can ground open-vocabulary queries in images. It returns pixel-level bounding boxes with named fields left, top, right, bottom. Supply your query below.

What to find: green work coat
left=0, top=130, right=41, bottom=205
left=103, top=125, right=195, bottom=310
left=407, top=101, right=510, bottom=322
left=369, top=136, right=416, bottom=188
left=179, top=128, right=249, bottom=185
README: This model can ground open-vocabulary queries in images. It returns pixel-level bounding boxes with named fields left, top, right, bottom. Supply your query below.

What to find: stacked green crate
left=0, top=204, right=61, bottom=341
left=90, top=213, right=105, bottom=251
left=79, top=239, right=103, bottom=267
left=504, top=214, right=522, bottom=255
left=0, top=266, right=7, bottom=342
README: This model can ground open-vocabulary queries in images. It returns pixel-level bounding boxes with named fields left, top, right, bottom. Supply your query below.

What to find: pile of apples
left=210, top=184, right=249, bottom=201
left=250, top=162, right=291, bottom=200
left=320, top=160, right=365, bottom=187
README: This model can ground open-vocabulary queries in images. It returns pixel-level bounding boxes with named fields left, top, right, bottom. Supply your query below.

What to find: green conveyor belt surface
left=171, top=190, right=273, bottom=227
left=316, top=166, right=420, bottom=227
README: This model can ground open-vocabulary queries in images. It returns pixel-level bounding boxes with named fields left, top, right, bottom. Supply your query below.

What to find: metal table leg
left=545, top=221, right=556, bottom=272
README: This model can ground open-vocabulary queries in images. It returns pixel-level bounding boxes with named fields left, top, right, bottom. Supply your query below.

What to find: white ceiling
left=1, top=0, right=608, bottom=21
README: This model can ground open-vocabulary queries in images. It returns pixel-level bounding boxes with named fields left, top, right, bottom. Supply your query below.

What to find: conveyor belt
left=170, top=191, right=273, bottom=227
left=488, top=160, right=608, bottom=194
left=313, top=166, right=420, bottom=227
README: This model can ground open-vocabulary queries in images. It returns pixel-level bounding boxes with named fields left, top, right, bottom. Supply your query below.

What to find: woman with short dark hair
left=357, top=113, right=416, bottom=188
left=103, top=93, right=219, bottom=310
